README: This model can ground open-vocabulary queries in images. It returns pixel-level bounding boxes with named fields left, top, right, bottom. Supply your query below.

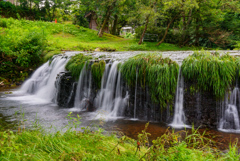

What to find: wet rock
left=55, top=72, right=76, bottom=107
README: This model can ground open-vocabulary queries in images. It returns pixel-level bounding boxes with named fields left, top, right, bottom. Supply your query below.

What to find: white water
left=133, top=69, right=138, bottom=119
left=13, top=55, right=69, bottom=103
left=219, top=87, right=240, bottom=132
left=170, top=70, right=190, bottom=129
left=73, top=63, right=92, bottom=111
left=94, top=61, right=128, bottom=120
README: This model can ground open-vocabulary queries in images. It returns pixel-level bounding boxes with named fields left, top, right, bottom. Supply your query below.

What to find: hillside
left=0, top=18, right=192, bottom=86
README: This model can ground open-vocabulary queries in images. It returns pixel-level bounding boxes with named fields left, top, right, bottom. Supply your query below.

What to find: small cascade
left=196, top=92, right=202, bottom=120
left=54, top=72, right=65, bottom=103
left=74, top=63, right=92, bottom=111
left=219, top=87, right=240, bottom=132
left=19, top=55, right=69, bottom=102
left=94, top=61, right=128, bottom=119
left=67, top=82, right=77, bottom=105
left=170, top=69, right=189, bottom=128
left=133, top=69, right=138, bottom=119
left=110, top=71, right=128, bottom=117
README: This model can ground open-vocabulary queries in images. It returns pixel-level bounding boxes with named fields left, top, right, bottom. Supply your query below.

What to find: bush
left=0, top=18, right=47, bottom=82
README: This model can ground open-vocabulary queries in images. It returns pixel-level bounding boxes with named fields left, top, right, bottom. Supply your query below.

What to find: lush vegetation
left=120, top=53, right=179, bottom=108
left=182, top=51, right=240, bottom=98
left=91, top=60, right=106, bottom=88
left=0, top=116, right=239, bottom=161
left=72, top=0, right=240, bottom=48
left=65, top=53, right=92, bottom=80
left=0, top=17, right=191, bottom=86
left=65, top=54, right=106, bottom=88
left=1, top=0, right=239, bottom=48
left=0, top=17, right=47, bottom=84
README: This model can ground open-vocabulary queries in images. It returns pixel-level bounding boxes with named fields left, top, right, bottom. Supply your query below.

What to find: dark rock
left=55, top=71, right=225, bottom=129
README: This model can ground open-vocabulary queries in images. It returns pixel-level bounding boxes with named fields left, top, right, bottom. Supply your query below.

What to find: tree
left=156, top=0, right=198, bottom=46
left=135, top=0, right=159, bottom=45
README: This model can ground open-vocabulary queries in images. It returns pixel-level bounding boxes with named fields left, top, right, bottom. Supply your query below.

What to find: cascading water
left=19, top=55, right=69, bottom=102
left=94, top=61, right=128, bottom=119
left=219, top=87, right=240, bottom=132
left=73, top=63, right=93, bottom=111
left=170, top=69, right=189, bottom=128
left=133, top=69, right=138, bottom=120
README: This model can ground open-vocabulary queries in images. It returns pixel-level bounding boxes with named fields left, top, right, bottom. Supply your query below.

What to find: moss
left=182, top=51, right=238, bottom=98
left=120, top=53, right=179, bottom=109
left=65, top=53, right=92, bottom=80
left=91, top=60, right=106, bottom=88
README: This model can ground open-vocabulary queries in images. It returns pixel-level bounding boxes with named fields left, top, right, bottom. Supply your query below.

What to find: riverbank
left=0, top=118, right=239, bottom=161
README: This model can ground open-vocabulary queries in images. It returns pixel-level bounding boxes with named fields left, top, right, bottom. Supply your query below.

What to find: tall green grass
left=65, top=53, right=92, bottom=80
left=120, top=53, right=179, bottom=109
left=182, top=51, right=239, bottom=98
left=0, top=119, right=239, bottom=161
left=91, top=60, right=106, bottom=88
left=66, top=54, right=106, bottom=87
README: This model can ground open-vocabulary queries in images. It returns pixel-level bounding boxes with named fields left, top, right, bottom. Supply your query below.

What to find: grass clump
left=91, top=60, right=106, bottom=88
left=120, top=53, right=179, bottom=108
left=65, top=53, right=92, bottom=80
left=182, top=51, right=239, bottom=98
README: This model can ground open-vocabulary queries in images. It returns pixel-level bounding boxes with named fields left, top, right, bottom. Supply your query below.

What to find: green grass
left=65, top=54, right=106, bottom=87
left=120, top=53, right=179, bottom=109
left=0, top=18, right=193, bottom=59
left=0, top=17, right=193, bottom=84
left=182, top=51, right=240, bottom=98
left=65, top=53, right=92, bottom=80
left=0, top=120, right=239, bottom=161
left=91, top=60, right=106, bottom=88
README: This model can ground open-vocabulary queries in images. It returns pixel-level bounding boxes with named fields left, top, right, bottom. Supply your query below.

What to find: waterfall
left=196, top=92, right=202, bottom=120
left=170, top=69, right=189, bottom=129
left=19, top=55, right=69, bottom=102
left=94, top=61, right=128, bottom=119
left=74, top=63, right=92, bottom=111
left=133, top=69, right=138, bottom=119
left=219, top=87, right=240, bottom=132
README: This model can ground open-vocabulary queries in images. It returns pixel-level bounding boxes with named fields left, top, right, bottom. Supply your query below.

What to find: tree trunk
left=195, top=16, right=200, bottom=46
left=156, top=15, right=178, bottom=46
left=111, top=15, right=118, bottom=35
left=138, top=15, right=150, bottom=45
left=98, top=0, right=117, bottom=37
left=181, top=10, right=192, bottom=46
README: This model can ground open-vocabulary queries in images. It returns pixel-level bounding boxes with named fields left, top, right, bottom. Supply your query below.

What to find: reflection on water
left=0, top=87, right=240, bottom=150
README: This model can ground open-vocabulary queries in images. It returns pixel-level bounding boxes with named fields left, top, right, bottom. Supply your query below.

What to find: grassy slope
left=47, top=32, right=191, bottom=52
left=10, top=19, right=192, bottom=59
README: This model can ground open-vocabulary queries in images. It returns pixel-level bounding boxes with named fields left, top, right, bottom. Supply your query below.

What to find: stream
left=1, top=51, right=240, bottom=151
